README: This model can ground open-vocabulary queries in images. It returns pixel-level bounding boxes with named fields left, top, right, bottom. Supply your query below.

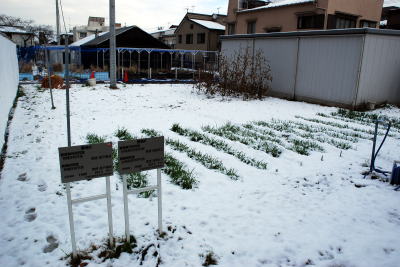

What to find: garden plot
left=0, top=83, right=399, bottom=267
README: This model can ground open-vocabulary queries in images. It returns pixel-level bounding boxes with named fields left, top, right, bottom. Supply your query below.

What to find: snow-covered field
left=0, top=83, right=399, bottom=267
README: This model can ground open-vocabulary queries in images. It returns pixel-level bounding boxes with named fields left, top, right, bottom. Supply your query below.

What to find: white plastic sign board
left=118, top=136, right=164, bottom=174
left=58, top=143, right=113, bottom=183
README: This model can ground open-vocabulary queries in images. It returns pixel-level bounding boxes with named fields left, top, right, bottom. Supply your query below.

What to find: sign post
left=118, top=136, right=165, bottom=242
left=58, top=143, right=115, bottom=257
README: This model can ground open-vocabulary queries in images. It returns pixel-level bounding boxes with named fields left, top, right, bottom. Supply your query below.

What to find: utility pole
left=56, top=0, right=61, bottom=64
left=109, top=0, right=117, bottom=88
left=56, top=0, right=60, bottom=45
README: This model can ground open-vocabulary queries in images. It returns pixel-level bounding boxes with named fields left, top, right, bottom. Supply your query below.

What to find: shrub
left=41, top=75, right=64, bottom=89
left=195, top=47, right=272, bottom=99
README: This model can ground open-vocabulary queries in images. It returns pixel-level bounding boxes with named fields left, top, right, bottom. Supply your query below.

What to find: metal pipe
left=71, top=194, right=107, bottom=204
left=66, top=183, right=77, bottom=258
left=122, top=175, right=130, bottom=242
left=106, top=177, right=114, bottom=248
left=109, top=0, right=117, bottom=88
left=148, top=51, right=151, bottom=79
left=44, top=46, right=55, bottom=109
left=157, top=169, right=162, bottom=233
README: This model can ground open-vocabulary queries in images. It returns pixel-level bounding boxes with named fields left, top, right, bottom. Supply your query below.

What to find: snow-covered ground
left=0, top=83, right=399, bottom=267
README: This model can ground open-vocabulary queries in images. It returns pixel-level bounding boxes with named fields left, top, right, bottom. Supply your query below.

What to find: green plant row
left=317, top=112, right=400, bottom=135
left=142, top=129, right=239, bottom=180
left=141, top=128, right=199, bottom=189
left=289, top=120, right=364, bottom=142
left=170, top=123, right=268, bottom=169
left=244, top=122, right=327, bottom=155
left=295, top=116, right=382, bottom=137
left=251, top=120, right=352, bottom=150
left=202, top=123, right=282, bottom=157
left=334, top=108, right=400, bottom=130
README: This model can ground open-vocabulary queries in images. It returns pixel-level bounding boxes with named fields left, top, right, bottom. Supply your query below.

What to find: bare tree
left=0, top=14, right=54, bottom=45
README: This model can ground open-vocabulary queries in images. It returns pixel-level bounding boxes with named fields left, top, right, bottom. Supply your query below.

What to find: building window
left=335, top=15, right=357, bottom=29
left=228, top=23, right=236, bottom=35
left=79, top=32, right=87, bottom=38
left=297, top=15, right=325, bottom=29
left=197, top=33, right=205, bottom=44
left=190, top=24, right=194, bottom=29
left=186, top=34, right=193, bottom=44
left=247, top=21, right=256, bottom=34
left=360, top=20, right=377, bottom=28
left=178, top=35, right=182, bottom=44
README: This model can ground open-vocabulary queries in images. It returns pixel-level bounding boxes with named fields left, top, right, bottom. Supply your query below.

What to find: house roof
left=384, top=0, right=400, bottom=8
left=0, top=25, right=32, bottom=34
left=71, top=25, right=169, bottom=49
left=70, top=31, right=107, bottom=46
left=238, top=0, right=314, bottom=13
left=84, top=26, right=135, bottom=46
left=190, top=19, right=225, bottom=31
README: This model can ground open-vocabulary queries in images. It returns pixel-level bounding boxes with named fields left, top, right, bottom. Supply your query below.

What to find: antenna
left=217, top=7, right=221, bottom=14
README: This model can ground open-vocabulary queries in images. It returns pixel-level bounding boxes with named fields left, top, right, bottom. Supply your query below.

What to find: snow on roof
left=0, top=26, right=31, bottom=34
left=384, top=0, right=400, bottom=8
left=190, top=19, right=225, bottom=31
left=239, top=0, right=314, bottom=12
left=69, top=31, right=107, bottom=47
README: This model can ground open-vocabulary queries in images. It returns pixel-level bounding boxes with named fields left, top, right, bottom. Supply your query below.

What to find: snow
left=0, top=35, right=18, bottom=149
left=384, top=0, right=400, bottom=8
left=239, top=0, right=314, bottom=12
left=190, top=19, right=226, bottom=31
left=0, top=83, right=400, bottom=266
left=0, top=26, right=31, bottom=34
left=69, top=31, right=108, bottom=47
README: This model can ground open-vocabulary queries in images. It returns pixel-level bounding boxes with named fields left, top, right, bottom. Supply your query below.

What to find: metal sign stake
left=106, top=176, right=114, bottom=247
left=157, top=168, right=162, bottom=233
left=66, top=183, right=77, bottom=258
left=122, top=174, right=131, bottom=243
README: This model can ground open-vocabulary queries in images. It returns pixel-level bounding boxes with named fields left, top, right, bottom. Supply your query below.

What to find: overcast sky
left=0, top=0, right=228, bottom=33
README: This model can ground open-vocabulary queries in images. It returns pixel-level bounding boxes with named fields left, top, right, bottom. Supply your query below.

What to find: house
left=151, top=25, right=177, bottom=49
left=226, top=0, right=384, bottom=34
left=381, top=0, right=400, bottom=29
left=174, top=12, right=226, bottom=51
left=72, top=16, right=121, bottom=42
left=0, top=25, right=34, bottom=47
left=69, top=26, right=169, bottom=69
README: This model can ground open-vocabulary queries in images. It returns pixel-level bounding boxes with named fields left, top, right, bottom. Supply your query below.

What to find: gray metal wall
left=221, top=31, right=400, bottom=108
left=254, top=38, right=298, bottom=98
left=357, top=34, right=400, bottom=106
left=295, top=36, right=363, bottom=106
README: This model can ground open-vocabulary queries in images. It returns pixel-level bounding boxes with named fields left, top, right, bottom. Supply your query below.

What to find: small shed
left=221, top=28, right=400, bottom=109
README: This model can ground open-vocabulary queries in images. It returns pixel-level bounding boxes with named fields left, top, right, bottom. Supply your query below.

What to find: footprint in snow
left=24, top=207, right=37, bottom=222
left=43, top=235, right=59, bottom=253
left=38, top=183, right=47, bottom=192
left=17, top=173, right=28, bottom=182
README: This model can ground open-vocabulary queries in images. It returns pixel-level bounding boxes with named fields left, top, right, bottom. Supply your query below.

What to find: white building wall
left=0, top=35, right=19, bottom=149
